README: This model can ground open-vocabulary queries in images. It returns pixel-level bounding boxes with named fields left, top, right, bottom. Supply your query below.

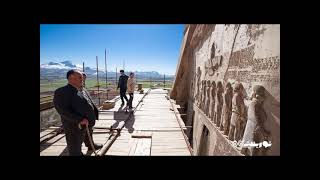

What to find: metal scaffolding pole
left=164, top=74, right=166, bottom=89
left=96, top=56, right=100, bottom=106
left=83, top=62, right=85, bottom=88
left=105, top=49, right=108, bottom=100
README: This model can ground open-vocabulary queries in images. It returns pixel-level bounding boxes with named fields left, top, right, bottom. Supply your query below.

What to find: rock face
left=171, top=24, right=280, bottom=156
left=40, top=108, right=62, bottom=131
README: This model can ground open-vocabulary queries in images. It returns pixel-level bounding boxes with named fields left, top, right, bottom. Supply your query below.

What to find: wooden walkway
left=40, top=88, right=191, bottom=156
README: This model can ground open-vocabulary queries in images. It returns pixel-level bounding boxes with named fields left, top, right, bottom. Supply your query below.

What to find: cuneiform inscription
left=229, top=45, right=255, bottom=68
left=229, top=45, right=280, bottom=72
left=252, top=56, right=280, bottom=72
left=225, top=70, right=280, bottom=84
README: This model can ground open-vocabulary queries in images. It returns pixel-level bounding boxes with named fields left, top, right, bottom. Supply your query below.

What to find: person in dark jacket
left=53, top=70, right=102, bottom=156
left=117, top=69, right=129, bottom=105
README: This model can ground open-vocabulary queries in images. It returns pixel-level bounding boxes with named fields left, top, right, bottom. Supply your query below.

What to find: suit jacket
left=53, top=84, right=98, bottom=128
left=117, top=74, right=128, bottom=89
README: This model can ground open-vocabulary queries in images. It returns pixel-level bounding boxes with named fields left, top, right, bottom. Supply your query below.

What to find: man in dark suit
left=117, top=69, right=129, bottom=106
left=53, top=70, right=102, bottom=156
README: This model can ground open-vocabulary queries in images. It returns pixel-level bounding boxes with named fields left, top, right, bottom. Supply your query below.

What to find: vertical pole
left=164, top=74, right=165, bottom=89
left=96, top=56, right=100, bottom=106
left=83, top=62, right=85, bottom=88
left=116, top=67, right=117, bottom=88
left=105, top=49, right=108, bottom=100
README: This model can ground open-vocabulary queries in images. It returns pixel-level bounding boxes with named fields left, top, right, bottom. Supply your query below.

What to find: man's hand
left=80, top=118, right=89, bottom=126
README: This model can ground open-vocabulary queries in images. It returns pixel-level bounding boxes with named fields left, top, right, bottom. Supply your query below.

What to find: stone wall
left=171, top=24, right=280, bottom=156
left=40, top=108, right=62, bottom=131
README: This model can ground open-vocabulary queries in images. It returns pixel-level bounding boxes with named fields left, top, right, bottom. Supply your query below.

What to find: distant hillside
left=40, top=61, right=175, bottom=80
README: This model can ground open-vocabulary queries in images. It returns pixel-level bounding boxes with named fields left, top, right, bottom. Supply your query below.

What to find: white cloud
left=40, top=63, right=69, bottom=69
left=75, top=64, right=83, bottom=69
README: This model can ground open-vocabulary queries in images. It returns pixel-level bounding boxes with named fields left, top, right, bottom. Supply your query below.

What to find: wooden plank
left=133, top=138, right=151, bottom=156
left=128, top=138, right=139, bottom=155
left=40, top=89, right=191, bottom=156
left=151, top=149, right=190, bottom=153
left=40, top=145, right=67, bottom=156
left=131, top=132, right=152, bottom=138
left=41, top=133, right=65, bottom=145
left=40, top=127, right=60, bottom=138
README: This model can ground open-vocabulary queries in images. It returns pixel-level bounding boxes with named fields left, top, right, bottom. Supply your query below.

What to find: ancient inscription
left=229, top=45, right=255, bottom=68
left=226, top=47, right=280, bottom=84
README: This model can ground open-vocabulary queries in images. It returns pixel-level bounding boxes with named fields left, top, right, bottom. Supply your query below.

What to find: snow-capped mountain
left=40, top=61, right=174, bottom=80
left=40, top=61, right=79, bottom=69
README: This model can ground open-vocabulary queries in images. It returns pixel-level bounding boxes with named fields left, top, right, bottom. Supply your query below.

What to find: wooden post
left=116, top=67, right=117, bottom=88
left=105, top=49, right=108, bottom=100
left=96, top=56, right=100, bottom=106
left=164, top=74, right=165, bottom=89
left=83, top=62, right=85, bottom=88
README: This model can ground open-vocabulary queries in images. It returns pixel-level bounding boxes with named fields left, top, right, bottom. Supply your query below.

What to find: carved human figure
left=202, top=80, right=208, bottom=112
left=240, top=86, right=249, bottom=140
left=200, top=80, right=206, bottom=111
left=210, top=81, right=216, bottom=122
left=228, top=82, right=246, bottom=141
left=240, top=105, right=248, bottom=140
left=205, top=80, right=211, bottom=117
left=196, top=67, right=202, bottom=106
left=221, top=82, right=233, bottom=135
left=199, top=80, right=204, bottom=109
left=241, top=85, right=271, bottom=156
left=214, top=81, right=224, bottom=127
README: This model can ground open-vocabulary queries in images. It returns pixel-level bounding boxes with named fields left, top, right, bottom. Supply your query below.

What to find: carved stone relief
left=228, top=82, right=246, bottom=142
left=214, top=81, right=224, bottom=127
left=241, top=85, right=271, bottom=156
left=205, top=80, right=211, bottom=117
left=196, top=67, right=202, bottom=106
left=221, top=82, right=233, bottom=135
left=210, top=81, right=216, bottom=122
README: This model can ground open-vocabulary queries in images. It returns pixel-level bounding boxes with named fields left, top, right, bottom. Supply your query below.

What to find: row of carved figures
left=195, top=80, right=271, bottom=156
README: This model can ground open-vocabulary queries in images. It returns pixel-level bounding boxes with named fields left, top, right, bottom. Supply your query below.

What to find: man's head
left=120, top=70, right=124, bottom=75
left=225, top=82, right=232, bottom=92
left=217, top=81, right=223, bottom=89
left=225, top=82, right=232, bottom=89
left=129, top=72, right=134, bottom=78
left=211, top=81, right=216, bottom=88
left=217, top=81, right=223, bottom=93
left=252, top=85, right=265, bottom=102
left=206, top=80, right=211, bottom=86
left=233, top=82, right=243, bottom=94
left=66, top=69, right=83, bottom=89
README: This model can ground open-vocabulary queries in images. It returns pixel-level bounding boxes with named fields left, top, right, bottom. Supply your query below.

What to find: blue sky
left=40, top=24, right=185, bottom=75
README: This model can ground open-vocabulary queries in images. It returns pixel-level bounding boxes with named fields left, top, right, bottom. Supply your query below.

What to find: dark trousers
left=64, top=124, right=83, bottom=156
left=120, top=88, right=128, bottom=104
left=63, top=123, right=94, bottom=156
left=128, top=93, right=134, bottom=108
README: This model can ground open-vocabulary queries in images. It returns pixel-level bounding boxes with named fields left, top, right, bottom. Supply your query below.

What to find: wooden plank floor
left=40, top=88, right=191, bottom=156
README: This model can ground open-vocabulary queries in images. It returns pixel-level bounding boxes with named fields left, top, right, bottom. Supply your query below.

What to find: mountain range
left=40, top=61, right=174, bottom=80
